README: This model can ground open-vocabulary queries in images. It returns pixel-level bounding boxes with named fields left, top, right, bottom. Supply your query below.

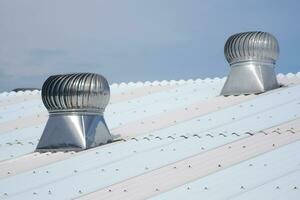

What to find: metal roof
left=0, top=73, right=300, bottom=199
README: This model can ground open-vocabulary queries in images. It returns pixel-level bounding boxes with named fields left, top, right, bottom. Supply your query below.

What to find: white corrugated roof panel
left=0, top=73, right=299, bottom=200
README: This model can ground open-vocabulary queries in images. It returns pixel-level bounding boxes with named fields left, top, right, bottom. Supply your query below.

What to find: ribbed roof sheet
left=0, top=73, right=299, bottom=200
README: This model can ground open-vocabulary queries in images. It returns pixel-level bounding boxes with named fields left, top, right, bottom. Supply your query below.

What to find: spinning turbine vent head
left=221, top=31, right=280, bottom=95
left=36, top=73, right=113, bottom=151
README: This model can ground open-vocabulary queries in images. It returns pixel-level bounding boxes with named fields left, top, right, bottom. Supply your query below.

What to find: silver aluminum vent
left=36, top=73, right=113, bottom=151
left=221, top=31, right=280, bottom=95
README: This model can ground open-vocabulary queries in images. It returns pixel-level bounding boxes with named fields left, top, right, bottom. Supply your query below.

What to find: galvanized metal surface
left=42, top=73, right=110, bottom=114
left=221, top=32, right=280, bottom=95
left=37, top=73, right=112, bottom=151
left=224, top=32, right=279, bottom=65
left=36, top=114, right=112, bottom=151
left=0, top=73, right=299, bottom=200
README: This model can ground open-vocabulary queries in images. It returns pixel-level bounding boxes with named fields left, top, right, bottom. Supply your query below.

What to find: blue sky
left=0, top=0, right=299, bottom=91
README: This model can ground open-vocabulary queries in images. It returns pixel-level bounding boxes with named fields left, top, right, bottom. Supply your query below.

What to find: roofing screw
left=74, top=170, right=78, bottom=173
left=276, top=186, right=280, bottom=189
left=123, top=189, right=127, bottom=192
left=108, top=189, right=112, bottom=192
left=218, top=164, right=222, bottom=168
left=294, top=186, right=298, bottom=190
left=188, top=165, right=192, bottom=168
left=78, top=190, right=83, bottom=194
left=240, top=186, right=245, bottom=190
left=48, top=190, right=52, bottom=195
left=155, top=188, right=160, bottom=192
left=204, top=187, right=208, bottom=190
left=187, top=187, right=191, bottom=190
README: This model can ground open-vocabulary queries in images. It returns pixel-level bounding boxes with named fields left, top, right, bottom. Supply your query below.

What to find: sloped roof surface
left=0, top=73, right=300, bottom=200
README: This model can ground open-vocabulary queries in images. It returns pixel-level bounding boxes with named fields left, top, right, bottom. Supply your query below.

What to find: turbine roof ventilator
left=221, top=31, right=280, bottom=95
left=36, top=73, right=114, bottom=151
